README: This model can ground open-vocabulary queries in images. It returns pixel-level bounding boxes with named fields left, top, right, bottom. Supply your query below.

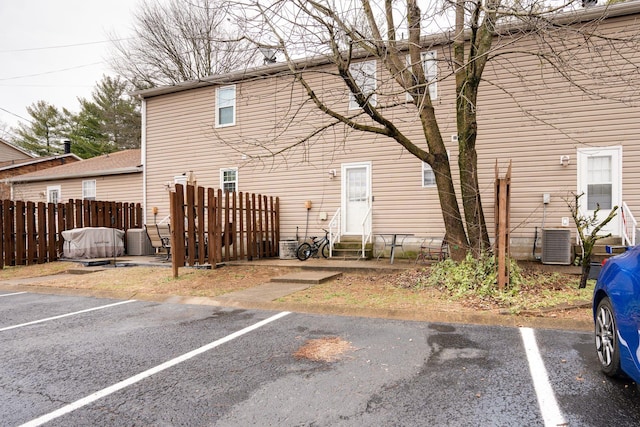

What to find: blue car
left=593, top=244, right=640, bottom=384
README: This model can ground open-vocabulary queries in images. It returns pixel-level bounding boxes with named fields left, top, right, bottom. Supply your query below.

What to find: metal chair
left=415, top=235, right=449, bottom=264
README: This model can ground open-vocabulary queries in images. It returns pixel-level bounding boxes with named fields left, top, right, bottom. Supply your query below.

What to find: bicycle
left=296, top=229, right=330, bottom=261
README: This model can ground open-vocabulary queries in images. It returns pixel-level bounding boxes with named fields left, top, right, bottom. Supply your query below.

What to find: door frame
left=576, top=146, right=622, bottom=237
left=341, top=161, right=372, bottom=236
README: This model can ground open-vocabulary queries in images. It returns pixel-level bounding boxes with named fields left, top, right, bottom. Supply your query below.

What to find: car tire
left=296, top=243, right=312, bottom=261
left=595, top=297, right=622, bottom=377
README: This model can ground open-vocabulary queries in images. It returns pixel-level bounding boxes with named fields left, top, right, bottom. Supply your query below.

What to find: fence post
left=26, top=202, right=36, bottom=265
left=3, top=200, right=13, bottom=266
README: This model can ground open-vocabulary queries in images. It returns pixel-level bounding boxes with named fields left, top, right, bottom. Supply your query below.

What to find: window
left=220, top=168, right=238, bottom=192
left=47, top=185, right=61, bottom=204
left=82, top=180, right=96, bottom=200
left=422, top=151, right=448, bottom=188
left=587, top=156, right=612, bottom=210
left=349, top=60, right=377, bottom=110
left=422, top=162, right=436, bottom=187
left=406, top=51, right=438, bottom=101
left=216, top=85, right=236, bottom=127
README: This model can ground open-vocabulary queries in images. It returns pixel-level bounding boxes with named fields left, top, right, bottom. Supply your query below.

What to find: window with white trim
left=82, top=180, right=96, bottom=200
left=47, top=185, right=61, bottom=204
left=406, top=51, right=438, bottom=101
left=422, top=162, right=436, bottom=187
left=220, top=168, right=238, bottom=192
left=216, top=85, right=236, bottom=127
left=587, top=156, right=612, bottom=209
left=422, top=151, right=448, bottom=188
left=349, top=60, right=377, bottom=110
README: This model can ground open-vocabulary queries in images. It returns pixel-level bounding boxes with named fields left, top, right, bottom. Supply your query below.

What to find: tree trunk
left=432, top=153, right=469, bottom=261
left=579, top=259, right=591, bottom=289
left=456, top=82, right=491, bottom=255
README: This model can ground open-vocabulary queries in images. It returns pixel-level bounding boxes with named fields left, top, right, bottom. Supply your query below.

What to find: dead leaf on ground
left=294, top=336, right=354, bottom=362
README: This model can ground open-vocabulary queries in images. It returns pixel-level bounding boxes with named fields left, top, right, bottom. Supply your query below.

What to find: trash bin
left=279, top=239, right=298, bottom=259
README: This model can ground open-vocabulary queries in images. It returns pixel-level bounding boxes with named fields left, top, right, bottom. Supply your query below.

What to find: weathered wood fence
left=170, top=184, right=280, bottom=275
left=0, top=199, right=142, bottom=268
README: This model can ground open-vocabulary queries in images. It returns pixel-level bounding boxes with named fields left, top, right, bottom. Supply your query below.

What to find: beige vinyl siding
left=0, top=142, right=31, bottom=162
left=12, top=173, right=142, bottom=204
left=143, top=10, right=640, bottom=257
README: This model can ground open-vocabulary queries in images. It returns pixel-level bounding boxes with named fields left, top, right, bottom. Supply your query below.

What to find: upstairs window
left=406, top=51, right=438, bottom=101
left=82, top=180, right=96, bottom=200
left=216, top=85, right=236, bottom=127
left=220, top=168, right=238, bottom=192
left=349, top=60, right=377, bottom=110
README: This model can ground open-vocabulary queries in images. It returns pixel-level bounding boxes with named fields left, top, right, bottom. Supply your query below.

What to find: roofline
left=134, top=2, right=640, bottom=100
left=0, top=139, right=37, bottom=159
left=6, top=166, right=142, bottom=183
left=0, top=153, right=82, bottom=173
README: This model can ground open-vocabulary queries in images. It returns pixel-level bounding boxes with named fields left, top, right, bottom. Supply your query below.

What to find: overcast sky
left=0, top=0, right=139, bottom=138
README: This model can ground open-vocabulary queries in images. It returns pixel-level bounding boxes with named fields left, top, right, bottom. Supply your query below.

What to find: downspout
left=140, top=96, right=147, bottom=226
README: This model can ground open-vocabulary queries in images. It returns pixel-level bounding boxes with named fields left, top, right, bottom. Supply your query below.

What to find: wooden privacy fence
left=0, top=199, right=142, bottom=268
left=169, top=184, right=280, bottom=275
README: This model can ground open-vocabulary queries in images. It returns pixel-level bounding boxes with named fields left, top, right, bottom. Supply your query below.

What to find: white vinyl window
left=82, top=180, right=96, bottom=200
left=406, top=51, right=438, bottom=101
left=587, top=156, right=612, bottom=210
left=422, top=162, right=436, bottom=187
left=47, top=185, right=61, bottom=204
left=422, top=151, right=448, bottom=188
left=349, top=60, right=377, bottom=110
left=220, top=168, right=238, bottom=192
left=216, top=85, right=236, bottom=127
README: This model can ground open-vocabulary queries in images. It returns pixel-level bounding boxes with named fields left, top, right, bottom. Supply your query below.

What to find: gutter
left=5, top=166, right=143, bottom=183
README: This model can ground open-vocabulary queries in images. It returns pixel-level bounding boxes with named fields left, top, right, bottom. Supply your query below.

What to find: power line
left=0, top=38, right=133, bottom=53
left=0, top=106, right=32, bottom=123
left=0, top=62, right=103, bottom=81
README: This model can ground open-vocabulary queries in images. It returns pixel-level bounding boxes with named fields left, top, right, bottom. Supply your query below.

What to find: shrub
left=423, top=252, right=522, bottom=300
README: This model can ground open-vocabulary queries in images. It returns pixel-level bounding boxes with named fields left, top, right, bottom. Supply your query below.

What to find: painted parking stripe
left=0, top=291, right=27, bottom=297
left=0, top=300, right=136, bottom=332
left=20, top=310, right=291, bottom=427
left=520, top=327, right=567, bottom=427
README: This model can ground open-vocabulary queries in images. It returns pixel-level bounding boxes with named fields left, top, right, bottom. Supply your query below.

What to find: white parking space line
left=0, top=300, right=136, bottom=332
left=0, top=291, right=27, bottom=297
left=520, top=327, right=567, bottom=427
left=20, top=311, right=291, bottom=427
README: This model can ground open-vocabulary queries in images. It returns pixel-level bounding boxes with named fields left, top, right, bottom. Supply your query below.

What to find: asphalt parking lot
left=2, top=290, right=639, bottom=426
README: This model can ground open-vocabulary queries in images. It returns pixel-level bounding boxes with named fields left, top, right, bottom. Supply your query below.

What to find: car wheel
left=296, top=242, right=312, bottom=261
left=595, top=297, right=622, bottom=377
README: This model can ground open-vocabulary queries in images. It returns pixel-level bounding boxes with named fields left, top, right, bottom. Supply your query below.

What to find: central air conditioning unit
left=126, top=228, right=154, bottom=256
left=541, top=228, right=572, bottom=265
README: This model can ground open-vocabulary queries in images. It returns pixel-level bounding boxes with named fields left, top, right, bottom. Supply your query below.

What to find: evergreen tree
left=14, top=101, right=64, bottom=156
left=12, top=76, right=141, bottom=159
left=81, top=75, right=141, bottom=150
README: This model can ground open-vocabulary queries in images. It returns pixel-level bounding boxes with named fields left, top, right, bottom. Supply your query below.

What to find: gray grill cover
left=62, top=227, right=125, bottom=258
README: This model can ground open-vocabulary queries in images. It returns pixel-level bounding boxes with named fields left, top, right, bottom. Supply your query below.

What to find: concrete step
left=269, top=270, right=342, bottom=285
left=331, top=247, right=372, bottom=260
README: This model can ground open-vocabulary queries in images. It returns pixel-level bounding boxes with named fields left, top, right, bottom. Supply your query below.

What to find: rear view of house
left=138, top=3, right=640, bottom=261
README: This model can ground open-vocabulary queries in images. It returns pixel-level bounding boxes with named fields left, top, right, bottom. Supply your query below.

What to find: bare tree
left=227, top=0, right=640, bottom=261
left=109, top=0, right=260, bottom=89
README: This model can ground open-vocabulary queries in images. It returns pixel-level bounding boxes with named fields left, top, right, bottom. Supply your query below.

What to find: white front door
left=577, top=147, right=622, bottom=237
left=342, top=162, right=371, bottom=235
